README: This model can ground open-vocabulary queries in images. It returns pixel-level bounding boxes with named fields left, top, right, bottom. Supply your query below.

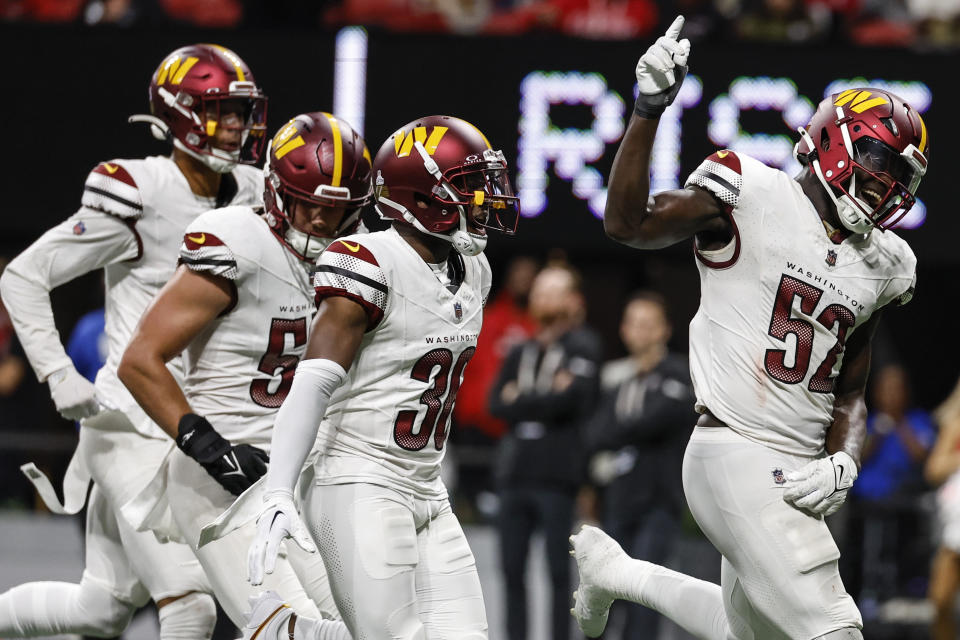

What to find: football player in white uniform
left=569, top=16, right=927, bottom=640
left=117, top=112, right=372, bottom=631
left=241, top=115, right=519, bottom=640
left=0, top=44, right=268, bottom=639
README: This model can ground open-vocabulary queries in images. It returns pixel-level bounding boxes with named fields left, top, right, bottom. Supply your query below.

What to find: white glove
left=634, top=16, right=691, bottom=118
left=247, top=489, right=316, bottom=586
left=47, top=365, right=102, bottom=420
left=782, top=451, right=858, bottom=517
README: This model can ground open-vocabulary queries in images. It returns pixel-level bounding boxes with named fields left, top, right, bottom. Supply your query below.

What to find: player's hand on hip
left=634, top=15, right=691, bottom=118
left=248, top=489, right=316, bottom=586
left=48, top=365, right=102, bottom=420
left=782, top=451, right=858, bottom=517
left=176, top=413, right=270, bottom=496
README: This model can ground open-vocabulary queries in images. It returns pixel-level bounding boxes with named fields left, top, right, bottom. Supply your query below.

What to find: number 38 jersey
left=312, top=226, right=492, bottom=499
left=178, top=206, right=316, bottom=446
left=685, top=150, right=916, bottom=457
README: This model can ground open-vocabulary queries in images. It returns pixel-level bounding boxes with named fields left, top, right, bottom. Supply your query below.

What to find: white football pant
left=303, top=482, right=488, bottom=640
left=167, top=449, right=338, bottom=625
left=682, top=425, right=863, bottom=639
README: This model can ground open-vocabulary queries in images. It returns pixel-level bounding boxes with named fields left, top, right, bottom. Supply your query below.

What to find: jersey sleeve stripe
left=179, top=243, right=239, bottom=280
left=83, top=185, right=144, bottom=212
left=313, top=264, right=388, bottom=294
left=180, top=256, right=238, bottom=268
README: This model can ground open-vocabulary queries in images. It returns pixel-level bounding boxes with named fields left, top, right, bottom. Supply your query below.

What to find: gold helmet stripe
left=323, top=113, right=344, bottom=187
left=210, top=44, right=246, bottom=82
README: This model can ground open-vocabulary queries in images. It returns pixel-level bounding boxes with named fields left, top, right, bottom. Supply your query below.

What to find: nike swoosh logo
left=221, top=452, right=245, bottom=476
left=717, top=150, right=729, bottom=158
left=104, top=163, right=119, bottom=174
left=340, top=241, right=360, bottom=252
left=187, top=233, right=206, bottom=245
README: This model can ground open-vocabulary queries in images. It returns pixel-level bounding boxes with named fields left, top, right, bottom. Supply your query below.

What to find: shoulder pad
left=314, top=239, right=386, bottom=329
left=685, top=150, right=743, bottom=211
left=179, top=224, right=239, bottom=280
left=81, top=161, right=143, bottom=219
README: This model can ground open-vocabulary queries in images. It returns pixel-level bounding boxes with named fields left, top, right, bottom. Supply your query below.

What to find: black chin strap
left=216, top=172, right=239, bottom=209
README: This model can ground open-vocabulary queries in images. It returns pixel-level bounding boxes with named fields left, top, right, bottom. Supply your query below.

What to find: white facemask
left=285, top=226, right=333, bottom=261
left=173, top=139, right=238, bottom=174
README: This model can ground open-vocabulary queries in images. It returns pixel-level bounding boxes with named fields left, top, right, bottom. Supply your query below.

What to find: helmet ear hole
left=820, top=127, right=830, bottom=152
left=413, top=193, right=432, bottom=209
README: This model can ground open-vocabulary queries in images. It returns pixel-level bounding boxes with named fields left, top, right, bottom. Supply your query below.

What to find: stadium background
left=0, top=6, right=956, bottom=639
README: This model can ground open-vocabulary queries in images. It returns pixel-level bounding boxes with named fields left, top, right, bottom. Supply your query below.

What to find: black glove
left=176, top=413, right=269, bottom=496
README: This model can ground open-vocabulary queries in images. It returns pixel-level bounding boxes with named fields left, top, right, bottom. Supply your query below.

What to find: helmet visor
left=439, top=151, right=519, bottom=235
left=852, top=137, right=921, bottom=195
left=203, top=95, right=269, bottom=164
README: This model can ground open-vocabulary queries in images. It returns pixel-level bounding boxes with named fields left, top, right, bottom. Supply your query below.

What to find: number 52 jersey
left=686, top=150, right=916, bottom=457
left=311, top=226, right=492, bottom=499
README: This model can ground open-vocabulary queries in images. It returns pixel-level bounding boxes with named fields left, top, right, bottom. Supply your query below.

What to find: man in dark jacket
left=490, top=261, right=602, bottom=640
left=585, top=290, right=696, bottom=639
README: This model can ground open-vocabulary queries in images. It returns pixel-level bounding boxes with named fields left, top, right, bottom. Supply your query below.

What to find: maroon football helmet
left=132, top=44, right=268, bottom=173
left=264, top=112, right=372, bottom=261
left=373, top=115, right=518, bottom=256
left=795, top=87, right=929, bottom=233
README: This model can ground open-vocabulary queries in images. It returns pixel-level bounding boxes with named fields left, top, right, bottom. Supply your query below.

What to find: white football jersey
left=685, top=150, right=916, bottom=457
left=311, top=227, right=492, bottom=499
left=178, top=207, right=315, bottom=446
left=85, top=157, right=262, bottom=437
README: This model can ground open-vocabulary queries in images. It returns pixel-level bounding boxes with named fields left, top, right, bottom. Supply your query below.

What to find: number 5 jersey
left=685, top=150, right=916, bottom=457
left=178, top=206, right=317, bottom=446
left=311, top=226, right=492, bottom=500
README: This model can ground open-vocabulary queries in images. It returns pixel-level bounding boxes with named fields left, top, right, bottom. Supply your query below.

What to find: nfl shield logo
left=825, top=250, right=837, bottom=266
left=73, top=221, right=86, bottom=235
left=454, top=301, right=463, bottom=321
left=772, top=468, right=786, bottom=485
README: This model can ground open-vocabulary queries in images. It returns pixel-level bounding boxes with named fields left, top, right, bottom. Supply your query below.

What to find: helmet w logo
left=394, top=126, right=448, bottom=158
left=833, top=89, right=889, bottom=114
left=157, top=56, right=199, bottom=86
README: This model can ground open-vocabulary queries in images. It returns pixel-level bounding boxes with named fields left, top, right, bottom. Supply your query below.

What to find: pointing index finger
left=665, top=15, right=685, bottom=41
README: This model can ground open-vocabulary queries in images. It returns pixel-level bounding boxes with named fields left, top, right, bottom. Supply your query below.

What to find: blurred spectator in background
left=735, top=0, right=831, bottom=42
left=452, top=255, right=538, bottom=521
left=924, top=378, right=960, bottom=640
left=584, top=290, right=695, bottom=640
left=908, top=0, right=960, bottom=47
left=845, top=0, right=917, bottom=46
left=0, top=259, right=26, bottom=398
left=854, top=363, right=935, bottom=502
left=489, top=260, right=602, bottom=640
left=841, top=363, right=935, bottom=611
left=66, top=308, right=107, bottom=384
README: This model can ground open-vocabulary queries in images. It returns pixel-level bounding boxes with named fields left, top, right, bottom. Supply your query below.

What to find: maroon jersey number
left=250, top=317, right=308, bottom=408
left=394, top=347, right=476, bottom=451
left=764, top=275, right=856, bottom=393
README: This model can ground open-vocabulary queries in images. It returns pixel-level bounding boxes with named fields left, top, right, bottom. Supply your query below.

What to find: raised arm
left=604, top=16, right=730, bottom=250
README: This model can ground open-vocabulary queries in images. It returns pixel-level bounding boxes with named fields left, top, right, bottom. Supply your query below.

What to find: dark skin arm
left=118, top=266, right=233, bottom=438
left=824, top=309, right=883, bottom=469
left=303, top=295, right=368, bottom=369
left=604, top=115, right=732, bottom=251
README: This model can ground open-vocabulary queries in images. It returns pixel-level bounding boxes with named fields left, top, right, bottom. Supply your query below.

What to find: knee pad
left=813, top=628, right=864, bottom=639
left=76, top=580, right=138, bottom=637
left=157, top=592, right=217, bottom=640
